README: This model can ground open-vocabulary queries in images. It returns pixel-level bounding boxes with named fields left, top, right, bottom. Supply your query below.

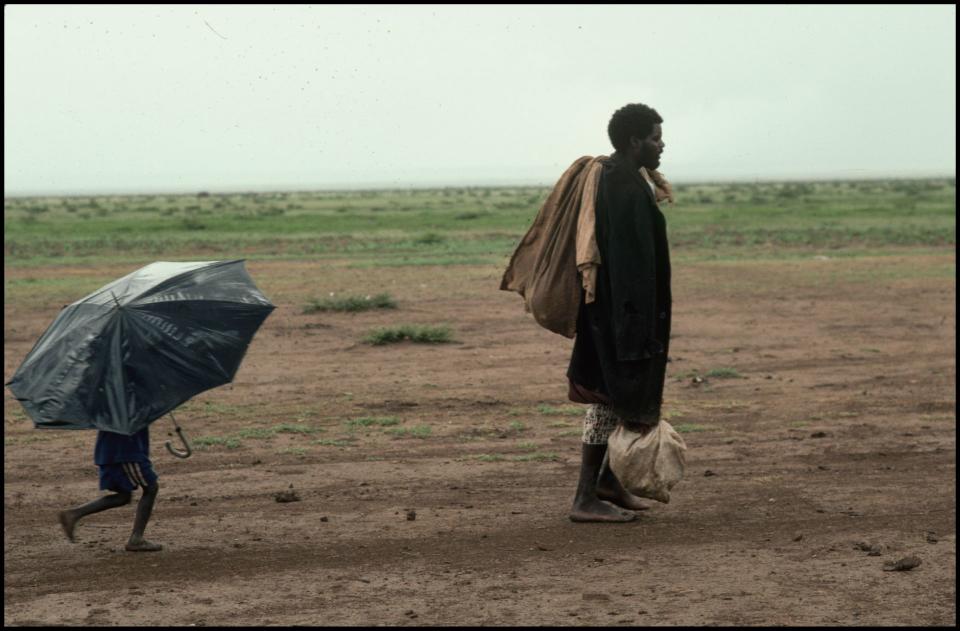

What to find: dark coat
left=567, top=156, right=672, bottom=422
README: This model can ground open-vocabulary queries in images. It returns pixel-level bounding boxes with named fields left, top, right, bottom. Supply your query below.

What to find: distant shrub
left=181, top=217, right=207, bottom=230
left=415, top=232, right=445, bottom=245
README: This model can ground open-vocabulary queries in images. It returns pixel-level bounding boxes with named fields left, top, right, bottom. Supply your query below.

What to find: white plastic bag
left=607, top=420, right=687, bottom=503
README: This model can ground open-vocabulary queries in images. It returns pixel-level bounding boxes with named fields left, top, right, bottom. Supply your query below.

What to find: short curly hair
left=607, top=103, right=663, bottom=152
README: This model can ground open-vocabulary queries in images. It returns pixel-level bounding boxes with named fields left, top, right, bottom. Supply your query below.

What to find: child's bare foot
left=125, top=539, right=163, bottom=552
left=59, top=511, right=77, bottom=542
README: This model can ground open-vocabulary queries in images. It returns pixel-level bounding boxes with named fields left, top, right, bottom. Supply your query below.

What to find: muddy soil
left=4, top=253, right=955, bottom=626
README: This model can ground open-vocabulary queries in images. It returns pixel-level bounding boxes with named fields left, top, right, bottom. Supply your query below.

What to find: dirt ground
left=3, top=251, right=956, bottom=626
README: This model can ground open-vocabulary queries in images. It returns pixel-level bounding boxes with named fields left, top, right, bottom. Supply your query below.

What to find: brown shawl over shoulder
left=501, top=156, right=674, bottom=339
left=500, top=156, right=607, bottom=338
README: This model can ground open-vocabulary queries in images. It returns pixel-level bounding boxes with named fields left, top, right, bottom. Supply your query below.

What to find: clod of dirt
left=793, top=534, right=804, bottom=542
left=810, top=431, right=828, bottom=438
left=320, top=516, right=329, bottom=522
left=883, top=556, right=922, bottom=571
left=691, top=376, right=705, bottom=385
left=854, top=541, right=883, bottom=555
left=535, top=544, right=551, bottom=551
left=704, top=470, right=717, bottom=477
left=274, top=490, right=301, bottom=503
left=925, top=532, right=939, bottom=543
left=582, top=593, right=610, bottom=601
left=406, top=509, right=417, bottom=521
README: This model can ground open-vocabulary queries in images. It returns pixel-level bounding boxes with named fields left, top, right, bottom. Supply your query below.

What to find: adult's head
left=607, top=103, right=664, bottom=171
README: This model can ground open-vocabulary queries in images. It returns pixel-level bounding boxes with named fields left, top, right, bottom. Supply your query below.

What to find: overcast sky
left=4, top=4, right=956, bottom=195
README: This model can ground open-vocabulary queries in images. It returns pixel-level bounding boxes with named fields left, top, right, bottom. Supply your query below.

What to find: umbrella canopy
left=6, top=259, right=275, bottom=435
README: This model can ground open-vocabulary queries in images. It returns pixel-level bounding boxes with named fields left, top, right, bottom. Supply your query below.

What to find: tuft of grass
left=363, top=325, right=454, bottom=345
left=705, top=367, right=744, bottom=379
left=303, top=292, right=397, bottom=313
left=386, top=425, right=433, bottom=438
left=513, top=452, right=559, bottom=462
left=277, top=447, right=307, bottom=456
left=272, top=423, right=321, bottom=434
left=557, top=430, right=583, bottom=437
left=537, top=404, right=582, bottom=416
left=235, top=427, right=277, bottom=439
left=475, top=454, right=505, bottom=462
left=517, top=442, right=538, bottom=451
left=193, top=436, right=242, bottom=449
left=345, top=416, right=401, bottom=429
left=672, top=424, right=711, bottom=433
left=508, top=420, right=526, bottom=432
left=312, top=438, right=352, bottom=447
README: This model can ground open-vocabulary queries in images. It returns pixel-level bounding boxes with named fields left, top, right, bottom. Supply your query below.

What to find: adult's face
left=629, top=123, right=664, bottom=170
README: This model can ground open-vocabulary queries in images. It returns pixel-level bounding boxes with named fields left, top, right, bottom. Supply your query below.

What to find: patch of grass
left=386, top=425, right=433, bottom=438
left=312, top=438, right=352, bottom=447
left=557, top=430, right=583, bottom=437
left=513, top=452, right=559, bottom=462
left=548, top=422, right=572, bottom=428
left=517, top=442, right=538, bottom=451
left=193, top=435, right=242, bottom=449
left=363, top=325, right=454, bottom=345
left=704, top=367, right=744, bottom=379
left=537, top=404, right=582, bottom=416
left=475, top=454, right=505, bottom=462
left=235, top=427, right=277, bottom=439
left=509, top=420, right=526, bottom=432
left=345, top=416, right=401, bottom=429
left=303, top=292, right=397, bottom=313
left=672, top=424, right=712, bottom=433
left=272, top=423, right=321, bottom=434
left=277, top=447, right=307, bottom=456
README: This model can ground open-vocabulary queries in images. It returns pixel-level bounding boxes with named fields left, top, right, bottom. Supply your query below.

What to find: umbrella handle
left=165, top=425, right=193, bottom=459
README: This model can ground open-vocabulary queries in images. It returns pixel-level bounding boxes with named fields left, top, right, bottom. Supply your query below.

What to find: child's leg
left=59, top=492, right=132, bottom=542
left=126, top=481, right=162, bottom=552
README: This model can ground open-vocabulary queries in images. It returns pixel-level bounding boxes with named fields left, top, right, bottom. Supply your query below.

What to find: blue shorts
left=98, top=461, right=158, bottom=493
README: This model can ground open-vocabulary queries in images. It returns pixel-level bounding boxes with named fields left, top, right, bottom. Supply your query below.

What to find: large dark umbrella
left=6, top=259, right=275, bottom=446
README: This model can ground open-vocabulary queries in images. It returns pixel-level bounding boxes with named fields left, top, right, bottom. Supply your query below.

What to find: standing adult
left=567, top=103, right=671, bottom=522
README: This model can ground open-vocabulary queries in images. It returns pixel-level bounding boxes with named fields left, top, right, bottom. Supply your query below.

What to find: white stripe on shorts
left=122, top=462, right=146, bottom=488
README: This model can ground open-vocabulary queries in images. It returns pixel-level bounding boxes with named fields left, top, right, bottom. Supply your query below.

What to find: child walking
left=59, top=426, right=163, bottom=552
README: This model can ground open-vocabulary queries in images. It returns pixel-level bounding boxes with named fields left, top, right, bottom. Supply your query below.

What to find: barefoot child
left=59, top=426, right=163, bottom=552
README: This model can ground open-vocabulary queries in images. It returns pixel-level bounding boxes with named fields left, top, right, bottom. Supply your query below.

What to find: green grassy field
left=3, top=178, right=955, bottom=273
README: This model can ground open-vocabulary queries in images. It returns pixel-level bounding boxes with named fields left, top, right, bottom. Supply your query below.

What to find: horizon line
left=3, top=171, right=955, bottom=199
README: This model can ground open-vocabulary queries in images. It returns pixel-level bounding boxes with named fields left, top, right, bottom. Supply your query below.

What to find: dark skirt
left=567, top=291, right=670, bottom=423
